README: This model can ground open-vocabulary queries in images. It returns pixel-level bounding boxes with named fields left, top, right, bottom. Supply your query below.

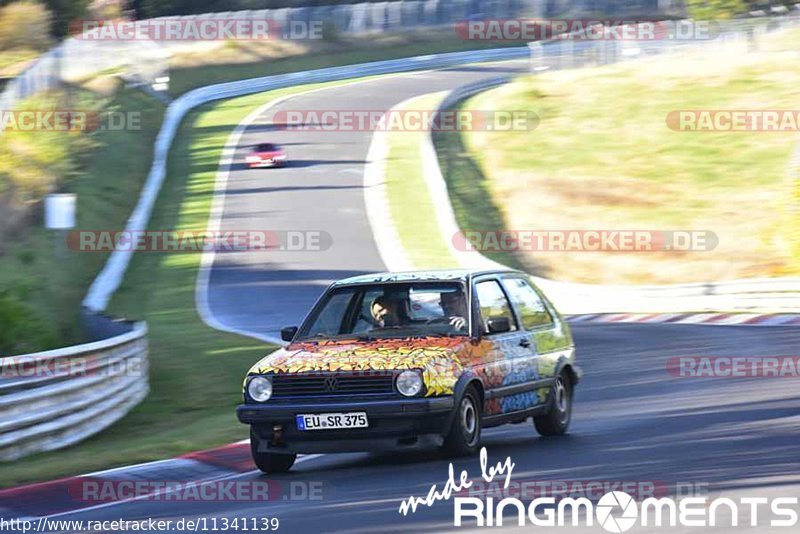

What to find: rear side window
left=503, top=277, right=553, bottom=329
left=474, top=280, right=517, bottom=333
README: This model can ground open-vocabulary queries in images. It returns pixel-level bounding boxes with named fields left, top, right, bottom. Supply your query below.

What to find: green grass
left=453, top=42, right=800, bottom=283
left=383, top=92, right=460, bottom=269
left=0, top=77, right=379, bottom=488
left=0, top=89, right=165, bottom=351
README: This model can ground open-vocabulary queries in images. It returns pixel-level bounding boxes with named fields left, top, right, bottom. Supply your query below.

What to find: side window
left=474, top=280, right=517, bottom=333
left=503, top=277, right=553, bottom=329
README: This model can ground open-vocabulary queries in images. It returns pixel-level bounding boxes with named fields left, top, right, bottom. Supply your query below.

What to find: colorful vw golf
left=237, top=269, right=580, bottom=473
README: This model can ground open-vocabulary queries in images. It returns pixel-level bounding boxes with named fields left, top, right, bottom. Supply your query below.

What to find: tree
left=0, top=0, right=93, bottom=37
left=0, top=1, right=53, bottom=50
left=42, top=0, right=90, bottom=36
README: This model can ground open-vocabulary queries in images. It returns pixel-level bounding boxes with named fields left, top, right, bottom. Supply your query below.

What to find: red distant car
left=246, top=143, right=287, bottom=168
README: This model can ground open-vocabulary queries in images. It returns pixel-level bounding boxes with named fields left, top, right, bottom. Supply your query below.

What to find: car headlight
left=248, top=376, right=273, bottom=402
left=396, top=370, right=423, bottom=397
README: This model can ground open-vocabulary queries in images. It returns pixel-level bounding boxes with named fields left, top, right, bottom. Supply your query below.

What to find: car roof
left=331, top=268, right=521, bottom=287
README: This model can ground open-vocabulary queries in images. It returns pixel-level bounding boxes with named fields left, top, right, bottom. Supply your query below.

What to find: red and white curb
left=567, top=312, right=800, bottom=326
left=0, top=440, right=294, bottom=519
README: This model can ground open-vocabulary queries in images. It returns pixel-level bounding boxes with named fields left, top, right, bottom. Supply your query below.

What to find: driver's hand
left=449, top=316, right=467, bottom=330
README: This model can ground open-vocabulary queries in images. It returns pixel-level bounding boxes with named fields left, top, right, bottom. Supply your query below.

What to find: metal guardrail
left=0, top=322, right=148, bottom=461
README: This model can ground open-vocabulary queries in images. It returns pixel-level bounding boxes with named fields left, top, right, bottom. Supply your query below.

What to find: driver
left=370, top=296, right=400, bottom=328
left=352, top=295, right=401, bottom=333
left=440, top=291, right=468, bottom=331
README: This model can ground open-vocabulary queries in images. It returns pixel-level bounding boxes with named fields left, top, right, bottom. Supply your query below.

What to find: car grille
left=271, top=372, right=396, bottom=397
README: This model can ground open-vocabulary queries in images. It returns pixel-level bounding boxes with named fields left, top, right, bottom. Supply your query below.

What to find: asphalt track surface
left=51, top=325, right=800, bottom=533
left=203, top=62, right=529, bottom=340
left=48, top=64, right=800, bottom=532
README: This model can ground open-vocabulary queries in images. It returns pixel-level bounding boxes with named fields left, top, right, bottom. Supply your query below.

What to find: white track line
left=362, top=98, right=417, bottom=272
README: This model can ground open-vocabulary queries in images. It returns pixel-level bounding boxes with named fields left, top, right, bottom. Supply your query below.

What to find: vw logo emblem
left=323, top=377, right=339, bottom=392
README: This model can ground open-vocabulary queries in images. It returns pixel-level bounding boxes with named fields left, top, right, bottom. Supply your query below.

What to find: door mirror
left=486, top=316, right=511, bottom=334
left=280, top=326, right=298, bottom=342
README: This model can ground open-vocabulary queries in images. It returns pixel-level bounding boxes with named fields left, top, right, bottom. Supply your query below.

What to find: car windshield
left=297, top=282, right=469, bottom=340
left=255, top=143, right=277, bottom=151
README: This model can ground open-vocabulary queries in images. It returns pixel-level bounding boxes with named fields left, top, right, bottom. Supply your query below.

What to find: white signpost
left=44, top=193, right=76, bottom=256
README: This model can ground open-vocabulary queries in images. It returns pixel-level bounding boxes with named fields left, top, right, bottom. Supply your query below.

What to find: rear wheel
left=250, top=429, right=296, bottom=473
left=534, top=372, right=572, bottom=436
left=443, top=386, right=482, bottom=456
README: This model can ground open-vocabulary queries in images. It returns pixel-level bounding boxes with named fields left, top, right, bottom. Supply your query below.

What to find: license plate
left=296, top=412, right=368, bottom=431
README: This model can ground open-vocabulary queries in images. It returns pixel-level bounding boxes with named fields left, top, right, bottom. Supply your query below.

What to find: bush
left=0, top=1, right=53, bottom=51
left=0, top=91, right=97, bottom=202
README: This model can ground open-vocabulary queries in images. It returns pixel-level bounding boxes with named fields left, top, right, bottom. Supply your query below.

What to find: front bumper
left=247, top=158, right=286, bottom=168
left=237, top=396, right=454, bottom=453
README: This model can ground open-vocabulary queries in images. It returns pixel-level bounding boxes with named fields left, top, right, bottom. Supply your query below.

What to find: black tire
left=534, top=372, right=572, bottom=436
left=443, top=385, right=482, bottom=456
left=250, top=429, right=296, bottom=473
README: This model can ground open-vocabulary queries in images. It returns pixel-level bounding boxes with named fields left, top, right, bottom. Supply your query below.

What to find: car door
left=500, top=275, right=573, bottom=407
left=471, top=277, right=534, bottom=417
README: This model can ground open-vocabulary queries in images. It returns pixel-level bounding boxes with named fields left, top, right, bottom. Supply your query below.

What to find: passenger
left=440, top=291, right=468, bottom=331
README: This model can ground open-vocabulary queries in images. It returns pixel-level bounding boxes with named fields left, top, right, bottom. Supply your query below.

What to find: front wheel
left=534, top=373, right=572, bottom=436
left=250, top=429, right=296, bottom=473
left=443, top=386, right=482, bottom=456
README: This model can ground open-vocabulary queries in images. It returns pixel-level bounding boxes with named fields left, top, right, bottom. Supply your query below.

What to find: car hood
left=247, top=337, right=469, bottom=396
